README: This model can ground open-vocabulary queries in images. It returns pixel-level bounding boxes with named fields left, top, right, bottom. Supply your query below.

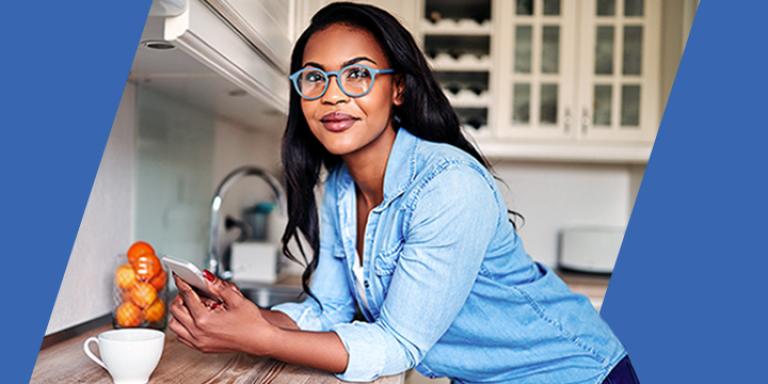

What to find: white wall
left=46, top=83, right=137, bottom=334
left=46, top=83, right=285, bottom=335
left=210, top=116, right=287, bottom=278
left=492, top=161, right=643, bottom=267
left=212, top=118, right=283, bottom=250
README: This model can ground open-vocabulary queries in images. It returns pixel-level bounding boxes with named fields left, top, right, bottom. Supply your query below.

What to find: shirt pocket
left=332, top=247, right=346, bottom=258
left=374, top=240, right=404, bottom=276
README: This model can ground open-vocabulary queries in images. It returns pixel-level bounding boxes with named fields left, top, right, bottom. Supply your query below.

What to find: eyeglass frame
left=288, top=63, right=396, bottom=101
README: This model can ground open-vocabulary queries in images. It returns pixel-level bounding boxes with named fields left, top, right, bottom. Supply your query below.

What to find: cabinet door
left=206, top=0, right=294, bottom=72
left=494, top=0, right=578, bottom=140
left=577, top=0, right=661, bottom=142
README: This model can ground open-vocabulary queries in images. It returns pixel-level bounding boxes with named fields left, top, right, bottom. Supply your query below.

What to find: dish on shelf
left=443, top=89, right=490, bottom=108
left=421, top=18, right=492, bottom=35
left=430, top=53, right=491, bottom=69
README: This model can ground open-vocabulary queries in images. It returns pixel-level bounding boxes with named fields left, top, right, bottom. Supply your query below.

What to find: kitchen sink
left=235, top=281, right=305, bottom=308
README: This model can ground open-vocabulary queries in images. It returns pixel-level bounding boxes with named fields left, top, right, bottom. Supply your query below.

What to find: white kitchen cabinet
left=205, top=0, right=294, bottom=72
left=131, top=0, right=294, bottom=132
left=575, top=0, right=661, bottom=143
left=161, top=0, right=290, bottom=110
left=415, top=0, right=663, bottom=162
left=493, top=0, right=579, bottom=140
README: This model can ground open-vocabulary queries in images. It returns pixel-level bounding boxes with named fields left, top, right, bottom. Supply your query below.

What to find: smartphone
left=162, top=256, right=219, bottom=301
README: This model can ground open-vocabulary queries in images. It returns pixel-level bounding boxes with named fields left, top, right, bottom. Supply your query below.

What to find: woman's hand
left=168, top=272, right=277, bottom=356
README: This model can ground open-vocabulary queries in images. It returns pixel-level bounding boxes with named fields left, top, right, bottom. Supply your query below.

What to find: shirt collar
left=337, top=126, right=418, bottom=210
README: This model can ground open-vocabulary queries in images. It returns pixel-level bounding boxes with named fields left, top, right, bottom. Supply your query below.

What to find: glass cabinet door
left=495, top=0, right=578, bottom=139
left=577, top=0, right=660, bottom=142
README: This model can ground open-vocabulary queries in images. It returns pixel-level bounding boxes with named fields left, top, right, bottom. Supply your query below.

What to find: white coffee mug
left=83, top=328, right=165, bottom=384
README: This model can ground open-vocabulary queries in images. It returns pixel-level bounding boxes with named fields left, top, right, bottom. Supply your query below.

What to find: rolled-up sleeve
left=270, top=179, right=356, bottom=331
left=330, top=164, right=499, bottom=382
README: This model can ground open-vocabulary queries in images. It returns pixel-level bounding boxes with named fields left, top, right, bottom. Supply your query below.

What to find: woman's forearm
left=261, top=309, right=300, bottom=330
left=261, top=327, right=349, bottom=374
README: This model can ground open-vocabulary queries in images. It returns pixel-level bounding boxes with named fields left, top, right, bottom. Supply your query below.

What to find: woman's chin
left=319, top=136, right=364, bottom=156
left=324, top=143, right=360, bottom=156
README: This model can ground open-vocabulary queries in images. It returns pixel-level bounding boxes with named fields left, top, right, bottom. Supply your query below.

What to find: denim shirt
left=272, top=127, right=627, bottom=383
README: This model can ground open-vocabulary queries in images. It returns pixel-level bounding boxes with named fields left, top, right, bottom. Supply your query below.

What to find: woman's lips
left=320, top=113, right=359, bottom=133
left=321, top=118, right=358, bottom=132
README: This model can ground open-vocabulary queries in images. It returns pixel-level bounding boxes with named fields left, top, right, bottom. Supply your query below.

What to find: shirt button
left=364, top=280, right=370, bottom=288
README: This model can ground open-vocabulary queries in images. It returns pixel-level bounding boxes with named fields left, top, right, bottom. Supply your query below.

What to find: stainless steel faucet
left=207, top=166, right=286, bottom=279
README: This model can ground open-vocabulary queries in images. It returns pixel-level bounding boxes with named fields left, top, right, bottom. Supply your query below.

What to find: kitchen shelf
left=444, top=89, right=490, bottom=108
left=421, top=18, right=492, bottom=35
left=428, top=54, right=492, bottom=71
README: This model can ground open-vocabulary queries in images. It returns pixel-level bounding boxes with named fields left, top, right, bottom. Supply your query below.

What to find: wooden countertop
left=31, top=322, right=403, bottom=384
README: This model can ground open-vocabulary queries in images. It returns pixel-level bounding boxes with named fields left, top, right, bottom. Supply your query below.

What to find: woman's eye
left=304, top=71, right=325, bottom=82
left=346, top=68, right=371, bottom=79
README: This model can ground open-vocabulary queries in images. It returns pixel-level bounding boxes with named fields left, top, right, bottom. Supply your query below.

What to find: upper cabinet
left=576, top=0, right=660, bottom=143
left=417, top=0, right=665, bottom=162
left=490, top=0, right=660, bottom=143
left=131, top=0, right=295, bottom=132
left=204, top=0, right=293, bottom=72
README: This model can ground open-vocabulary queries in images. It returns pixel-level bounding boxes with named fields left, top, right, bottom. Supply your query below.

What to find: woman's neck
left=342, top=124, right=397, bottom=208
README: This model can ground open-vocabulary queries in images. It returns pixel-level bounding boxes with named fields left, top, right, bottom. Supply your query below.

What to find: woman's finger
left=168, top=316, right=196, bottom=344
left=203, top=271, right=243, bottom=308
left=173, top=274, right=209, bottom=319
left=200, top=296, right=220, bottom=309
left=174, top=329, right=199, bottom=351
left=219, top=280, right=244, bottom=297
left=169, top=295, right=199, bottom=335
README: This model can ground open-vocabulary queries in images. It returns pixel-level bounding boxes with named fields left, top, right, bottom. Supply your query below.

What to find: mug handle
left=83, top=337, right=107, bottom=369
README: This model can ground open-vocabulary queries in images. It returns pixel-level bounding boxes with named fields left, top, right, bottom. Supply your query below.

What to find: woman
left=169, top=2, right=640, bottom=383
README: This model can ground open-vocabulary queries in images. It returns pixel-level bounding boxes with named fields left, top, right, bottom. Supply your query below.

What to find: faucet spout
left=207, top=166, right=285, bottom=279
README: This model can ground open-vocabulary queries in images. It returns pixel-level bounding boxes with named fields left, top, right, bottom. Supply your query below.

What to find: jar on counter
left=111, top=246, right=169, bottom=330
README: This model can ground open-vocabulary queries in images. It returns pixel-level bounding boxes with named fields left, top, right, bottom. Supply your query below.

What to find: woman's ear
left=392, top=75, right=405, bottom=106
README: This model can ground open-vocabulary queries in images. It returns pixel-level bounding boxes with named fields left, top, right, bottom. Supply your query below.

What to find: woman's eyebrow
left=343, top=56, right=377, bottom=66
left=301, top=56, right=378, bottom=69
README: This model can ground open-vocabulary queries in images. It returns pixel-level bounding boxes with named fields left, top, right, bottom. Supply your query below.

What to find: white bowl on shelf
left=433, top=53, right=453, bottom=65
left=457, top=19, right=481, bottom=29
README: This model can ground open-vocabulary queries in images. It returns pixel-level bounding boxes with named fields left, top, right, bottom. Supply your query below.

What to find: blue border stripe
left=602, top=2, right=768, bottom=382
left=0, top=1, right=151, bottom=381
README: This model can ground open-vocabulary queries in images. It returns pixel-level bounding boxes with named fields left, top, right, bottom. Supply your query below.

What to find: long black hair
left=280, top=2, right=523, bottom=308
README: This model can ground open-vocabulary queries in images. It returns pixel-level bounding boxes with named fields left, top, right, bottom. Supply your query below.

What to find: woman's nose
left=321, top=77, right=348, bottom=104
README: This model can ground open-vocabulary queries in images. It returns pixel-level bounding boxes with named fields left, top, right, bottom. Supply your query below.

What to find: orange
left=131, top=253, right=162, bottom=282
left=114, top=263, right=136, bottom=291
left=128, top=282, right=158, bottom=308
left=149, top=269, right=167, bottom=291
left=127, top=241, right=155, bottom=265
left=115, top=302, right=144, bottom=327
left=144, top=299, right=166, bottom=323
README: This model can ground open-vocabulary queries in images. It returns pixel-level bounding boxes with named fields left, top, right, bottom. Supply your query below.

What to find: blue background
left=0, top=1, right=151, bottom=381
left=601, top=1, right=768, bottom=382
left=3, top=0, right=767, bottom=382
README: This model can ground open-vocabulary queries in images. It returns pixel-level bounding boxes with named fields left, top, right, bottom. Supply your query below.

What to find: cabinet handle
left=581, top=107, right=590, bottom=133
left=563, top=108, right=572, bottom=133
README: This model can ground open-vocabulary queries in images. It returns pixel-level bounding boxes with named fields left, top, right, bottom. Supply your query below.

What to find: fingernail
left=203, top=269, right=215, bottom=282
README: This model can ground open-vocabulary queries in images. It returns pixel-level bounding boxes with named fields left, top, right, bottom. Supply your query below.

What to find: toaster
left=558, top=226, right=626, bottom=274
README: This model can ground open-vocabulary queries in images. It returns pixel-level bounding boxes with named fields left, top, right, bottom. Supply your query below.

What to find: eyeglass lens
left=297, top=65, right=373, bottom=99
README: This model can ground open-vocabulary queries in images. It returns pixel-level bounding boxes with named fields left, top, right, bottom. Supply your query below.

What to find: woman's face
left=300, top=23, right=402, bottom=156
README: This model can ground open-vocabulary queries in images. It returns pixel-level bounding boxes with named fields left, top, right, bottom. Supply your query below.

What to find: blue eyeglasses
left=288, top=63, right=395, bottom=100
